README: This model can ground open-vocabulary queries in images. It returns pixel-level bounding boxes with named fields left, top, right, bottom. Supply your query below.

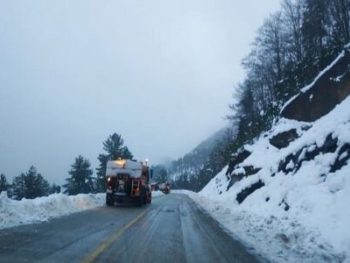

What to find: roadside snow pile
left=187, top=96, right=350, bottom=262
left=152, top=190, right=165, bottom=197
left=0, top=192, right=104, bottom=230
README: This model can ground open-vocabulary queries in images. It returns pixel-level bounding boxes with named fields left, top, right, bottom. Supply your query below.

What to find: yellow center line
left=82, top=210, right=147, bottom=263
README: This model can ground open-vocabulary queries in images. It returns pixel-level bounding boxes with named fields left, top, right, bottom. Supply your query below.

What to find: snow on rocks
left=182, top=96, right=350, bottom=262
left=280, top=47, right=348, bottom=118
left=0, top=192, right=105, bottom=230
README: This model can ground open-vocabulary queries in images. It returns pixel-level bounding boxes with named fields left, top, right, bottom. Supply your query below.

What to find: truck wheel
left=106, top=194, right=114, bottom=206
left=146, top=191, right=152, bottom=204
left=138, top=187, right=146, bottom=206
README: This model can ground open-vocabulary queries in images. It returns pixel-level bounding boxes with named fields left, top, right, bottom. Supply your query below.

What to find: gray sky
left=0, top=0, right=281, bottom=185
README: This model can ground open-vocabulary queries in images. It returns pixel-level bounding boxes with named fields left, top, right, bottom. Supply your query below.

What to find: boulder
left=226, top=165, right=261, bottom=191
left=330, top=143, right=350, bottom=173
left=236, top=180, right=265, bottom=204
left=269, top=129, right=299, bottom=149
left=281, top=47, right=350, bottom=122
left=243, top=166, right=261, bottom=176
left=226, top=148, right=251, bottom=176
left=278, top=133, right=338, bottom=174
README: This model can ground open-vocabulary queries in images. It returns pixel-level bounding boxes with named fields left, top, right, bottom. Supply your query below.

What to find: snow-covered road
left=1, top=186, right=348, bottom=262
left=0, top=193, right=257, bottom=263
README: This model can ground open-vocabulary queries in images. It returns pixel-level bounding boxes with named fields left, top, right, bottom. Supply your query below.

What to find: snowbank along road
left=0, top=193, right=259, bottom=263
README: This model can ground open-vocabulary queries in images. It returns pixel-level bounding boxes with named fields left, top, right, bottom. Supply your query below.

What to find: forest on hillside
left=170, top=0, right=350, bottom=191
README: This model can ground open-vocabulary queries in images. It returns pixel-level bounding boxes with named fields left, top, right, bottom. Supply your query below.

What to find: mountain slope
left=192, top=48, right=350, bottom=262
left=169, top=127, right=230, bottom=191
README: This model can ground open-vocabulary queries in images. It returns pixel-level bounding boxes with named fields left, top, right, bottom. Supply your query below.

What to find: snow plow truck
left=105, top=159, right=152, bottom=206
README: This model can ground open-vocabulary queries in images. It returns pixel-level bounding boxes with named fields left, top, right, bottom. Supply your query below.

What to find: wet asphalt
left=0, top=194, right=260, bottom=263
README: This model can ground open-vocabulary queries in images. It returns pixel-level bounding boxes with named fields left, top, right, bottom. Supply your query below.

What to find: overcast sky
left=0, top=0, right=281, bottom=185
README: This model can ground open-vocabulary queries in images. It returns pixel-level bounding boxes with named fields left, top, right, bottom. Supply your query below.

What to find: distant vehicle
left=105, top=159, right=152, bottom=206
left=159, top=182, right=171, bottom=194
left=150, top=183, right=159, bottom=191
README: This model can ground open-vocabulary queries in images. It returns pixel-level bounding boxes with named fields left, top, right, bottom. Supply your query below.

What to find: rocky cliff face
left=281, top=46, right=350, bottom=122
left=202, top=48, right=350, bottom=261
left=202, top=96, right=350, bottom=261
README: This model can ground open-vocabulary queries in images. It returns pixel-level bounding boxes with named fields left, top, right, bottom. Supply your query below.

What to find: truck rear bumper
left=106, top=192, right=140, bottom=204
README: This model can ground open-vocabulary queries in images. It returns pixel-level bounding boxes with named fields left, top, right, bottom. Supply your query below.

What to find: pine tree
left=64, top=155, right=94, bottom=195
left=11, top=166, right=51, bottom=200
left=302, top=0, right=331, bottom=71
left=0, top=174, right=8, bottom=193
left=50, top=184, right=61, bottom=194
left=96, top=133, right=133, bottom=192
left=26, top=166, right=50, bottom=199
left=25, top=166, right=40, bottom=199
left=328, top=0, right=350, bottom=47
left=12, top=173, right=26, bottom=200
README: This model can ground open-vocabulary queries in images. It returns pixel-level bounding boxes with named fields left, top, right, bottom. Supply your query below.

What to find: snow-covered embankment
left=0, top=192, right=105, bottom=230
left=0, top=190, right=165, bottom=230
left=182, top=95, right=350, bottom=262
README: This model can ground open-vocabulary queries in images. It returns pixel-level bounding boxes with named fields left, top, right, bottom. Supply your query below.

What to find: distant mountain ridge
left=188, top=128, right=228, bottom=157
left=168, top=127, right=231, bottom=191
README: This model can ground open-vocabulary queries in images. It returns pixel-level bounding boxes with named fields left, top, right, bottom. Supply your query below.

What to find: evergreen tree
left=50, top=183, right=61, bottom=194
left=25, top=167, right=48, bottom=199
left=12, top=173, right=26, bottom=200
left=328, top=0, right=350, bottom=47
left=96, top=133, right=133, bottom=192
left=64, top=155, right=94, bottom=195
left=11, top=166, right=50, bottom=200
left=0, top=174, right=8, bottom=193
